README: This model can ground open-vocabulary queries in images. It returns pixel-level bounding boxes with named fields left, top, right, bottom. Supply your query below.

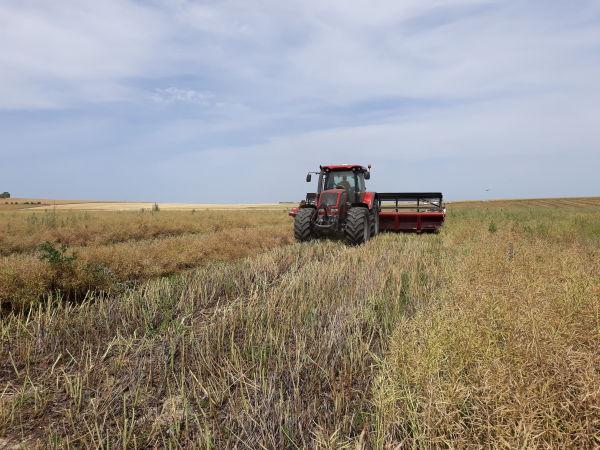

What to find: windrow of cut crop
left=0, top=209, right=290, bottom=257
left=0, top=225, right=292, bottom=311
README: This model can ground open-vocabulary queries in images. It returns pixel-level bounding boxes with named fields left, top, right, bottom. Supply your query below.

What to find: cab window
left=324, top=171, right=355, bottom=190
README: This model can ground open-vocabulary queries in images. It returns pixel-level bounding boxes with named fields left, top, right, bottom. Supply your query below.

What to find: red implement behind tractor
left=289, top=164, right=445, bottom=244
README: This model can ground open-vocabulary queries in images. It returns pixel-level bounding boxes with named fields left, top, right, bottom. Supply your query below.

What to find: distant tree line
left=0, top=192, right=10, bottom=199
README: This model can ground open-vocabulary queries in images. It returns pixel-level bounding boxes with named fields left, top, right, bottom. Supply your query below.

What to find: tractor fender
left=289, top=204, right=316, bottom=217
left=356, top=192, right=378, bottom=210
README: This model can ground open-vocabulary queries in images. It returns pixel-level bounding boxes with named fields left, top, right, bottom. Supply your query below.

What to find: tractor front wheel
left=294, top=208, right=315, bottom=242
left=344, top=207, right=370, bottom=245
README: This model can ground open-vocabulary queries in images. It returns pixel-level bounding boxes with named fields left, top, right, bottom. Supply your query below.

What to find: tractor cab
left=306, top=164, right=371, bottom=205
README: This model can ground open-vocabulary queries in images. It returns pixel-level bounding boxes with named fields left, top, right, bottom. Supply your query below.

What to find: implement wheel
left=344, top=207, right=370, bottom=245
left=294, top=208, right=315, bottom=242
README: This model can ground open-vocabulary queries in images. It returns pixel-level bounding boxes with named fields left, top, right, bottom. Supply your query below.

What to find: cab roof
left=321, top=164, right=368, bottom=172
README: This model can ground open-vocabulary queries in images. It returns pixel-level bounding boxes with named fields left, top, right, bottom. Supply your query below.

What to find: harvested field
left=0, top=197, right=599, bottom=447
left=30, top=202, right=288, bottom=211
left=451, top=196, right=600, bottom=209
left=1, top=198, right=288, bottom=212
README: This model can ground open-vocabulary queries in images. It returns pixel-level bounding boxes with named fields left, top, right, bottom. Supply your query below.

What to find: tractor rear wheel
left=344, top=207, right=370, bottom=245
left=294, top=208, right=315, bottom=242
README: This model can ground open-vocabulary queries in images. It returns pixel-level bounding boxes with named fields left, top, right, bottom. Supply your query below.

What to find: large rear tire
left=344, top=207, right=370, bottom=245
left=294, top=208, right=315, bottom=242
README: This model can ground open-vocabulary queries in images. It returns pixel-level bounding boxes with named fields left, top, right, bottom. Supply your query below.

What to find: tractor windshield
left=322, top=170, right=365, bottom=201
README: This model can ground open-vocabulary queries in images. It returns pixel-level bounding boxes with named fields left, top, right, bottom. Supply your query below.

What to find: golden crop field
left=0, top=197, right=599, bottom=447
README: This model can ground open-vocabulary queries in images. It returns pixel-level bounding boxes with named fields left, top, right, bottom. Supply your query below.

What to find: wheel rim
left=363, top=216, right=369, bottom=241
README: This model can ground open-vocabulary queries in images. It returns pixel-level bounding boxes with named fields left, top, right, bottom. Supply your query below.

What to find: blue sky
left=1, top=0, right=599, bottom=202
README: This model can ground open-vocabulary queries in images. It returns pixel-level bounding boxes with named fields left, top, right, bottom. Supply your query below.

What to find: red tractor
left=289, top=164, right=445, bottom=244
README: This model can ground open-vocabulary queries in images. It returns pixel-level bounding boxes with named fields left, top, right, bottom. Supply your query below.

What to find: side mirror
left=364, top=172, right=370, bottom=180
left=306, top=173, right=312, bottom=182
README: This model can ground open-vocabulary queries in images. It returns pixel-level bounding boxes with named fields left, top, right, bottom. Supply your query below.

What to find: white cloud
left=1, top=0, right=599, bottom=200
left=0, top=0, right=167, bottom=108
left=2, top=0, right=599, bottom=108
left=151, top=87, right=214, bottom=105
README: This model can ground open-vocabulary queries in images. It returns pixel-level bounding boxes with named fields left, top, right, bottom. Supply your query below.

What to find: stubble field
left=0, top=198, right=599, bottom=447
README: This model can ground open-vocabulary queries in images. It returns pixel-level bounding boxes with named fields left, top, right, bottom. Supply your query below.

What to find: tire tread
left=294, top=208, right=314, bottom=242
left=344, top=207, right=370, bottom=245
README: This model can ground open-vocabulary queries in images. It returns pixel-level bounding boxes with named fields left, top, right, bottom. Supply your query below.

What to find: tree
left=0, top=192, right=10, bottom=199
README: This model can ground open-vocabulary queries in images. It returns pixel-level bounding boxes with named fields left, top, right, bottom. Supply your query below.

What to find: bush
left=0, top=191, right=10, bottom=199
left=38, top=242, right=77, bottom=267
left=38, top=242, right=78, bottom=295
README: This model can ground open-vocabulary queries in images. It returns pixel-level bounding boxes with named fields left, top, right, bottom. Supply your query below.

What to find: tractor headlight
left=329, top=208, right=338, bottom=215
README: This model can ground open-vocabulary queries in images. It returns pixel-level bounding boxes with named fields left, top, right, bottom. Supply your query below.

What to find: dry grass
left=0, top=198, right=599, bottom=447
left=375, top=204, right=600, bottom=447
